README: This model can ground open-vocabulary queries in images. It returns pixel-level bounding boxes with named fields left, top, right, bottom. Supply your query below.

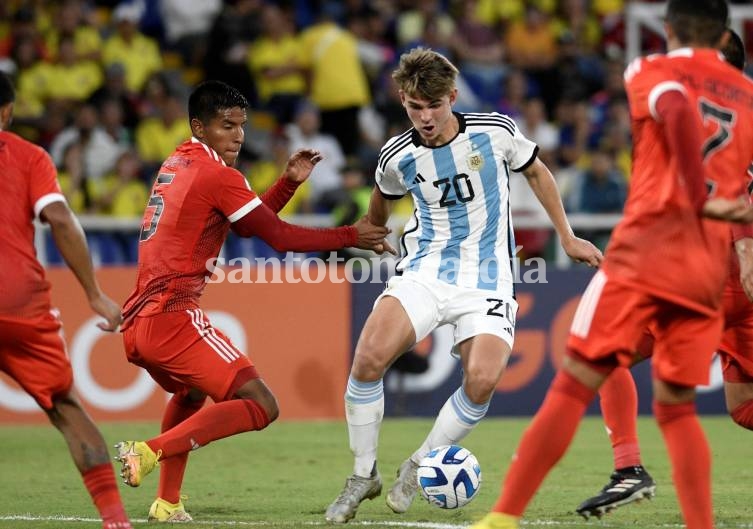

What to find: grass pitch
left=0, top=416, right=750, bottom=528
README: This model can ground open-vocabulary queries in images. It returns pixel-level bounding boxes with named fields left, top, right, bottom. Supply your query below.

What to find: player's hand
left=89, top=293, right=123, bottom=332
left=352, top=216, right=395, bottom=253
left=562, top=235, right=603, bottom=267
left=701, top=197, right=753, bottom=222
left=283, top=149, right=323, bottom=183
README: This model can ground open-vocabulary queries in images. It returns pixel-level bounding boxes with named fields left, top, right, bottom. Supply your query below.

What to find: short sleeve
left=28, top=147, right=65, bottom=219
left=375, top=160, right=408, bottom=199
left=202, top=166, right=262, bottom=222
left=624, top=55, right=685, bottom=122
left=496, top=114, right=538, bottom=172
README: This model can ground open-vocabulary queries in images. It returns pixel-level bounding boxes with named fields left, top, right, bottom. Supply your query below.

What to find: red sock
left=654, top=401, right=713, bottom=529
left=600, top=367, right=642, bottom=469
left=157, top=394, right=205, bottom=504
left=494, top=371, right=596, bottom=516
left=146, top=399, right=269, bottom=458
left=82, top=463, right=131, bottom=529
left=730, top=399, right=753, bottom=430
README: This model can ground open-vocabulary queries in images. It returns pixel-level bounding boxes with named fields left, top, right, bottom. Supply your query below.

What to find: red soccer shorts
left=718, top=289, right=753, bottom=383
left=123, top=308, right=259, bottom=402
left=568, top=271, right=722, bottom=387
left=0, top=310, right=73, bottom=410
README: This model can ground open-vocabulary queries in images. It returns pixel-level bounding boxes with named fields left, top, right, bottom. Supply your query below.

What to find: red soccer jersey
left=604, top=48, right=753, bottom=315
left=122, top=138, right=261, bottom=322
left=0, top=131, right=65, bottom=319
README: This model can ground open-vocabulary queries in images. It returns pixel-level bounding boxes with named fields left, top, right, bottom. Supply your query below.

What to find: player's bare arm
left=522, top=158, right=603, bottom=267
left=735, top=237, right=753, bottom=301
left=283, top=148, right=323, bottom=183
left=41, top=201, right=122, bottom=331
left=364, top=186, right=398, bottom=255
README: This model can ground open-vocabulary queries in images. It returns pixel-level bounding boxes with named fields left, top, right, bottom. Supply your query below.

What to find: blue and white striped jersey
left=376, top=112, right=538, bottom=293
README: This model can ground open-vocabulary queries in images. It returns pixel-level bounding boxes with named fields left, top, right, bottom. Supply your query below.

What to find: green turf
left=0, top=416, right=749, bottom=528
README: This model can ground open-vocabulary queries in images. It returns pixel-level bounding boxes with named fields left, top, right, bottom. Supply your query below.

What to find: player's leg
left=0, top=317, right=131, bottom=529
left=327, top=275, right=436, bottom=523
left=116, top=310, right=271, bottom=490
left=576, top=331, right=657, bottom=518
left=386, top=291, right=516, bottom=514
left=651, top=308, right=720, bottom=529
left=472, top=273, right=652, bottom=529
left=718, top=304, right=753, bottom=430
left=150, top=387, right=207, bottom=522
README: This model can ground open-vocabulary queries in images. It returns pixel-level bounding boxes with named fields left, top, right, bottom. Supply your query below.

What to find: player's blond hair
left=392, top=47, right=458, bottom=100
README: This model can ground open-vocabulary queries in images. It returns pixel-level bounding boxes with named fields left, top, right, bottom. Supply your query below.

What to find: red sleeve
left=28, top=146, right=64, bottom=218
left=260, top=177, right=300, bottom=213
left=655, top=90, right=707, bottom=213
left=199, top=165, right=260, bottom=221
left=231, top=201, right=357, bottom=251
left=732, top=223, right=753, bottom=241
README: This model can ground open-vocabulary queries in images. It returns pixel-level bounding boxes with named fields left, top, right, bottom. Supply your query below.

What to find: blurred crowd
left=1, top=0, right=752, bottom=258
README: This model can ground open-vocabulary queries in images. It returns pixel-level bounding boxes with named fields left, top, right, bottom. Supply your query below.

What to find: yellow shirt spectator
left=102, top=32, right=162, bottom=93
left=136, top=117, right=191, bottom=165
left=15, top=62, right=49, bottom=119
left=45, top=60, right=103, bottom=102
left=248, top=34, right=306, bottom=102
left=57, top=172, right=86, bottom=214
left=298, top=21, right=370, bottom=111
left=109, top=179, right=149, bottom=217
left=46, top=26, right=102, bottom=61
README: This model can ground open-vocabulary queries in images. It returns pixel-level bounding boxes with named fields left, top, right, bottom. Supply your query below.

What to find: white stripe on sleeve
left=648, top=81, right=687, bottom=122
left=33, top=193, right=66, bottom=219
left=227, top=196, right=262, bottom=223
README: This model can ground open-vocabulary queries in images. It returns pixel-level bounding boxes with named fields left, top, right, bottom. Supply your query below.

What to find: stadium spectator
left=45, top=0, right=102, bottom=63
left=247, top=4, right=306, bottom=126
left=324, top=47, right=602, bottom=524
left=102, top=2, right=162, bottom=94
left=44, top=34, right=103, bottom=106
left=569, top=148, right=626, bottom=214
left=135, top=92, right=191, bottom=171
left=284, top=100, right=346, bottom=211
left=470, top=2, right=753, bottom=529
left=50, top=102, right=124, bottom=181
left=202, top=0, right=262, bottom=106
left=88, top=63, right=140, bottom=130
left=575, top=26, right=753, bottom=521
left=299, top=7, right=372, bottom=156
left=0, top=71, right=131, bottom=529
left=158, top=0, right=222, bottom=69
left=112, top=80, right=390, bottom=522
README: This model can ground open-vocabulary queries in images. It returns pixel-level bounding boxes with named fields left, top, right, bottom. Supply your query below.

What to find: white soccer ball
left=417, top=444, right=482, bottom=509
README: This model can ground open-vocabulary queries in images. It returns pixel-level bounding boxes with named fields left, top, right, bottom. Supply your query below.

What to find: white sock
left=411, top=386, right=489, bottom=463
left=345, top=376, right=384, bottom=477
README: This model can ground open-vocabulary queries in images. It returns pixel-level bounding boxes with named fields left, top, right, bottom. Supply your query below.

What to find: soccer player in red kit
left=115, top=80, right=389, bottom=522
left=470, top=2, right=753, bottom=529
left=0, top=72, right=131, bottom=529
left=576, top=28, right=753, bottom=519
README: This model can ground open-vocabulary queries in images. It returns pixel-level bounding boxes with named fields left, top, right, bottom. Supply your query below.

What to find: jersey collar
left=411, top=111, right=466, bottom=148
left=190, top=136, right=227, bottom=167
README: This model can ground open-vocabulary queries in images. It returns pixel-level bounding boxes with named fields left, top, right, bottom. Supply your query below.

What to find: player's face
left=196, top=107, right=247, bottom=166
left=401, top=89, right=458, bottom=146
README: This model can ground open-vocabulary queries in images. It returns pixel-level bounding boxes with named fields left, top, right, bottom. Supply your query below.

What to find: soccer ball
left=417, top=444, right=482, bottom=509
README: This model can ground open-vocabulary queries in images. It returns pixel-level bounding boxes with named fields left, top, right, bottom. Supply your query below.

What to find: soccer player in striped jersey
left=325, top=47, right=603, bottom=524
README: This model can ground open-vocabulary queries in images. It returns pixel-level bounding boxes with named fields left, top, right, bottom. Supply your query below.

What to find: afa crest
left=467, top=151, right=484, bottom=172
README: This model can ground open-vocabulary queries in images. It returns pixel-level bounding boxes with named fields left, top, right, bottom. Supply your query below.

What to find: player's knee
left=463, top=373, right=498, bottom=403
left=352, top=341, right=391, bottom=380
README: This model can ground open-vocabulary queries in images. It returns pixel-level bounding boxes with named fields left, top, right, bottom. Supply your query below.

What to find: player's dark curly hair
left=0, top=71, right=15, bottom=107
left=722, top=28, right=746, bottom=71
left=666, top=0, right=728, bottom=47
left=188, top=80, right=248, bottom=124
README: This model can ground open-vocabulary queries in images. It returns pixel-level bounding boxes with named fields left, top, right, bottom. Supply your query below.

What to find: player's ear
left=718, top=29, right=731, bottom=51
left=190, top=117, right=204, bottom=140
left=448, top=88, right=458, bottom=106
left=0, top=102, right=13, bottom=130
